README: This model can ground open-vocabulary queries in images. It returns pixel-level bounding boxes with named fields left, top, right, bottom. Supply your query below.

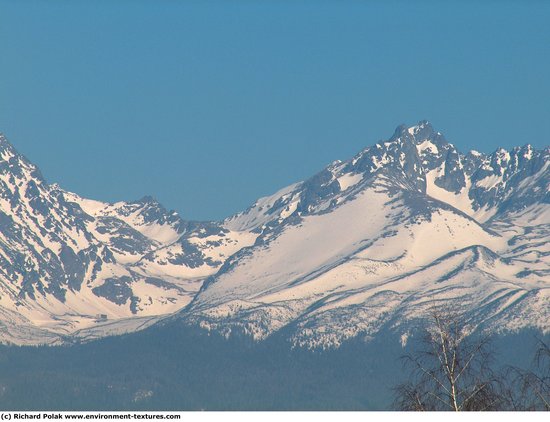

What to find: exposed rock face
left=0, top=133, right=257, bottom=344
left=0, top=121, right=548, bottom=348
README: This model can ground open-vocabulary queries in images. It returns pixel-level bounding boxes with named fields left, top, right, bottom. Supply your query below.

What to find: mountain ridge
left=0, top=121, right=547, bottom=348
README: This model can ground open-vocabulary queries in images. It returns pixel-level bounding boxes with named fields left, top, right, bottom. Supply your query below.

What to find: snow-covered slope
left=0, top=121, right=548, bottom=348
left=183, top=121, right=550, bottom=348
left=0, top=134, right=257, bottom=344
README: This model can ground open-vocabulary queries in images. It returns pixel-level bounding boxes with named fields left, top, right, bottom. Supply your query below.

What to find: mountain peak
left=408, top=119, right=433, bottom=134
left=135, top=195, right=159, bottom=205
left=0, top=133, right=17, bottom=153
left=0, top=123, right=547, bottom=349
left=0, top=133, right=46, bottom=183
left=188, top=119, right=550, bottom=348
left=389, top=120, right=441, bottom=146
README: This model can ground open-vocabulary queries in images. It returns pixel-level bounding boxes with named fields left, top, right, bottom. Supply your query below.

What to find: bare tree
left=393, top=308, right=505, bottom=411
left=507, top=339, right=550, bottom=410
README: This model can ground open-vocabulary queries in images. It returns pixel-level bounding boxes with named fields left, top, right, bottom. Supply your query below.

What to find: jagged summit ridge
left=0, top=134, right=257, bottom=344
left=0, top=122, right=547, bottom=348
left=225, top=121, right=548, bottom=233
left=187, top=121, right=549, bottom=348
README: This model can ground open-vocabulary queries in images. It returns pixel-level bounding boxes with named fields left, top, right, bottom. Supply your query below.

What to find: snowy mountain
left=0, top=134, right=257, bottom=344
left=184, top=121, right=550, bottom=348
left=0, top=121, right=547, bottom=348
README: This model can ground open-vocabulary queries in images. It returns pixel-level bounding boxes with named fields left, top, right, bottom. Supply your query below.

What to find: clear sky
left=1, top=0, right=549, bottom=220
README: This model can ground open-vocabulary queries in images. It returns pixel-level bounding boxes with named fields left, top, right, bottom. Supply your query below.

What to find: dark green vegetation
left=0, top=321, right=545, bottom=410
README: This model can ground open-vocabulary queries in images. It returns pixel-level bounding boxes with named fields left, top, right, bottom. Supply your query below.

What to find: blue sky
left=1, top=0, right=549, bottom=220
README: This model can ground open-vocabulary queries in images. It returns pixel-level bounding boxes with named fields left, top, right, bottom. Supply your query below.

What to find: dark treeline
left=393, top=310, right=550, bottom=411
left=0, top=319, right=546, bottom=410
